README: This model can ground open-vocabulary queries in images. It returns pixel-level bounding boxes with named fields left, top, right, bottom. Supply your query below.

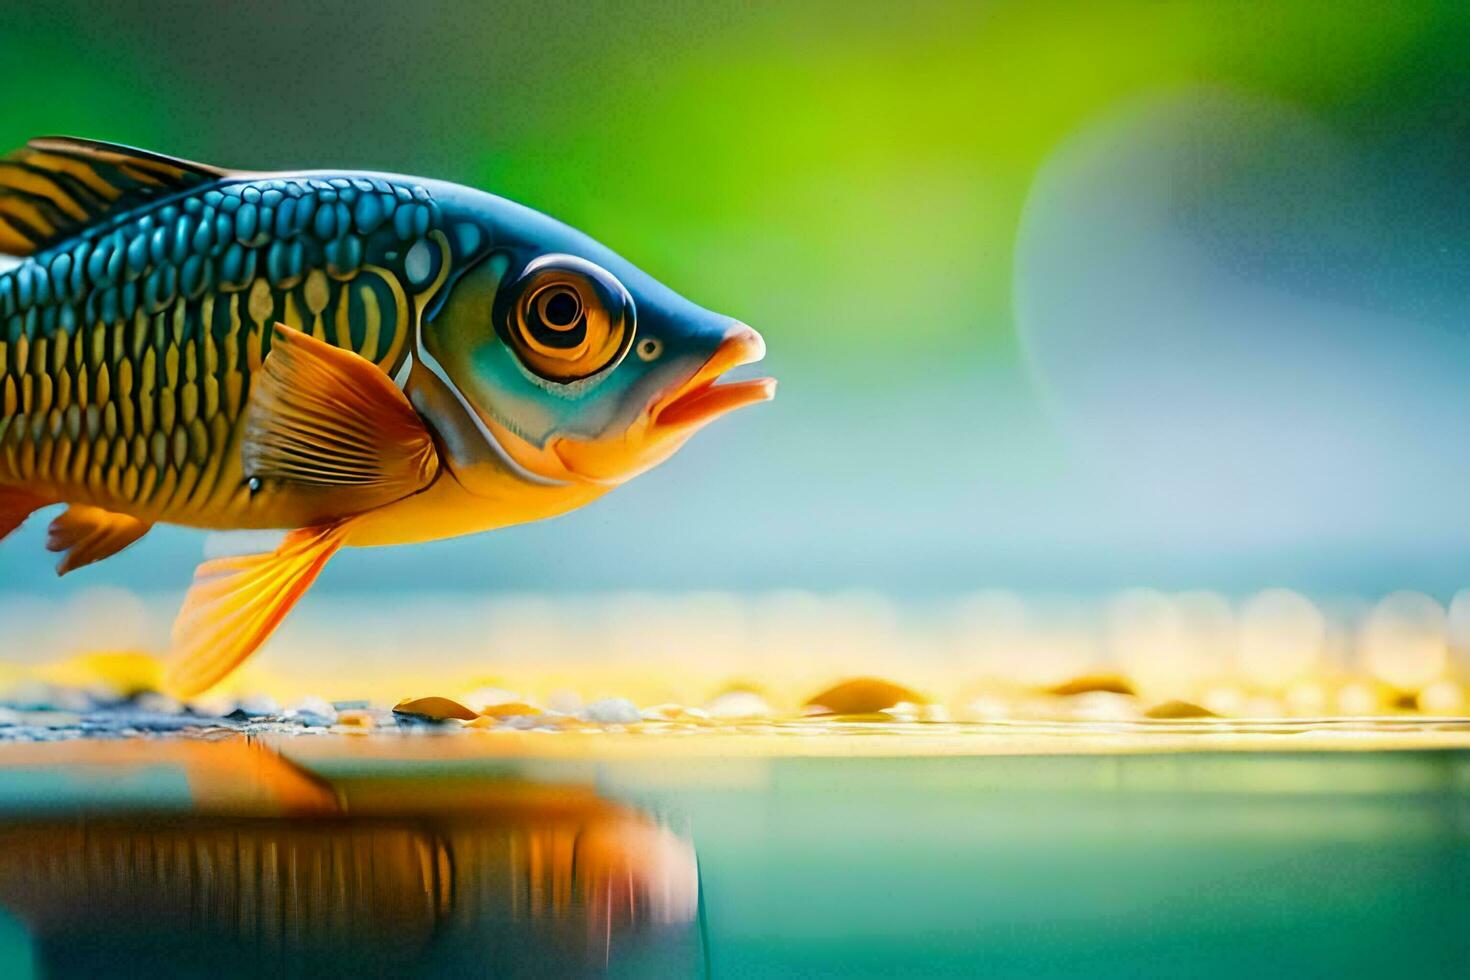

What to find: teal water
left=0, top=746, right=1464, bottom=977
left=651, top=753, right=1470, bottom=978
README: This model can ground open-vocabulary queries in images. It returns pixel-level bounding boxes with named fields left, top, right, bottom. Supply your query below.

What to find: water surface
left=0, top=739, right=1463, bottom=978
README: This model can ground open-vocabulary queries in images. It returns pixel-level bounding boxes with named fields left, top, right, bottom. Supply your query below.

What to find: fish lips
left=650, top=323, right=776, bottom=431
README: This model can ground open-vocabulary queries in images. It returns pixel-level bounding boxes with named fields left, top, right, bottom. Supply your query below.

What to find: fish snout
left=721, top=322, right=767, bottom=368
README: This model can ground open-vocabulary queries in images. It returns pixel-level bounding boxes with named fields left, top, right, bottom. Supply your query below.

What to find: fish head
left=412, top=188, right=775, bottom=492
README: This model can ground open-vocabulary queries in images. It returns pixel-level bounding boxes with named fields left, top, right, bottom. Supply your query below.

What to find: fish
left=0, top=137, right=774, bottom=695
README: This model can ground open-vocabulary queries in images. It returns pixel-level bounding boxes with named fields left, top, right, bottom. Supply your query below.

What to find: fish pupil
left=543, top=289, right=579, bottom=328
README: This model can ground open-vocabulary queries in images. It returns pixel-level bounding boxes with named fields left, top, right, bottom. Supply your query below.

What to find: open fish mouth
left=654, top=324, right=776, bottom=428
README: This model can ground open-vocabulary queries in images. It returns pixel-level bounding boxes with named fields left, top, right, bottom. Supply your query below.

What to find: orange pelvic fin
left=244, top=323, right=440, bottom=512
left=164, top=521, right=352, bottom=698
left=0, top=487, right=48, bottom=543
left=45, top=504, right=152, bottom=576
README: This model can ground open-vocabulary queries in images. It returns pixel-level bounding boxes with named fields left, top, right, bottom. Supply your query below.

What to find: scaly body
left=0, top=159, right=441, bottom=531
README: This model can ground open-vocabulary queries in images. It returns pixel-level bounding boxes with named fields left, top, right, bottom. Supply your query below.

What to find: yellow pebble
left=393, top=696, right=478, bottom=721
left=477, top=701, right=543, bottom=719
left=1144, top=699, right=1217, bottom=720
left=804, top=677, right=924, bottom=715
left=1047, top=674, right=1135, bottom=697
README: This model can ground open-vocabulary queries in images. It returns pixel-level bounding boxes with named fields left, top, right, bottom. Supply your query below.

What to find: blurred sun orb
left=1362, top=591, right=1447, bottom=691
left=1236, top=589, right=1324, bottom=689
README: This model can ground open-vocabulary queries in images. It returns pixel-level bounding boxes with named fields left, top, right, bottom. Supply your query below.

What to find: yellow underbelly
left=343, top=467, right=606, bottom=548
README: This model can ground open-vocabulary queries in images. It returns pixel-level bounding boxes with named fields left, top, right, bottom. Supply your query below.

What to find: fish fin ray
left=45, top=504, right=152, bottom=576
left=244, top=323, right=439, bottom=508
left=0, top=487, right=49, bottom=543
left=0, top=137, right=235, bottom=255
left=164, top=521, right=351, bottom=698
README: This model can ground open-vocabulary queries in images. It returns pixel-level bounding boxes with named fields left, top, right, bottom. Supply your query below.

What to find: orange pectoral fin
left=45, top=504, right=151, bottom=575
left=164, top=521, right=351, bottom=698
left=244, top=323, right=439, bottom=513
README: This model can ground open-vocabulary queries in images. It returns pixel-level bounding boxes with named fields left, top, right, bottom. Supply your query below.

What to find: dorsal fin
left=0, top=137, right=235, bottom=256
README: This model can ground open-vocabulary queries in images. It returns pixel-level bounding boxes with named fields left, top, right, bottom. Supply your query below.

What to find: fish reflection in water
left=0, top=742, right=701, bottom=978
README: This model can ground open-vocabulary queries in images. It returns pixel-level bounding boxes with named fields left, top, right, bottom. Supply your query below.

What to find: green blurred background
left=2, top=0, right=1469, bottom=600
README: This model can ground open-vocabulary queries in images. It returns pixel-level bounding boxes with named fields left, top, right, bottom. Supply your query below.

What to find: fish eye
left=505, top=255, right=635, bottom=382
left=636, top=337, right=663, bottom=361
